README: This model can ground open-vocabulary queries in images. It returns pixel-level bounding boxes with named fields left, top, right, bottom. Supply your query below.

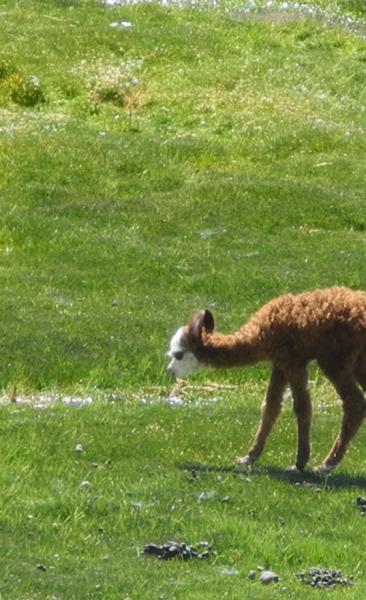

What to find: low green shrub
left=10, top=73, right=46, bottom=107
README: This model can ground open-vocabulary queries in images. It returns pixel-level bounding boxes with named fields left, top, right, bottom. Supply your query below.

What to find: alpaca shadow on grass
left=266, top=465, right=366, bottom=491
left=178, top=462, right=366, bottom=490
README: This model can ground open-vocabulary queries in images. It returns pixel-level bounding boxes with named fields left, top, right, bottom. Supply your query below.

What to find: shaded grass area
left=1, top=392, right=366, bottom=598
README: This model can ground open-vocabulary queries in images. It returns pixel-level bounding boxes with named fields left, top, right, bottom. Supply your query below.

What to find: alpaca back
left=244, top=287, right=366, bottom=361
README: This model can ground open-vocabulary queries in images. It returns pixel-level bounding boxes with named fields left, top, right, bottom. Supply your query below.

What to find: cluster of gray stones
left=143, top=541, right=212, bottom=560
left=357, top=496, right=366, bottom=515
left=296, top=567, right=353, bottom=589
left=143, top=543, right=356, bottom=589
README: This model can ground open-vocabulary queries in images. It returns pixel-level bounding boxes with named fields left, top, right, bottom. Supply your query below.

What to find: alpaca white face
left=166, top=326, right=200, bottom=379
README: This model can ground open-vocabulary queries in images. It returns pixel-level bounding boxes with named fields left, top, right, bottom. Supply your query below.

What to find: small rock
left=197, top=491, right=216, bottom=502
left=110, top=20, right=133, bottom=29
left=36, top=563, right=47, bottom=572
left=260, top=570, right=280, bottom=584
left=75, top=443, right=84, bottom=453
left=219, top=566, right=239, bottom=576
left=248, top=570, right=256, bottom=580
left=80, top=480, right=92, bottom=489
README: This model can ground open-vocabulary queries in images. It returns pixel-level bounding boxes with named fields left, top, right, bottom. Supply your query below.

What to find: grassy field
left=1, top=0, right=366, bottom=597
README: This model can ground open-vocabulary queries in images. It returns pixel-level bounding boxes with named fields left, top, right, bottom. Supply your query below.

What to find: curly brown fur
left=169, top=287, right=366, bottom=473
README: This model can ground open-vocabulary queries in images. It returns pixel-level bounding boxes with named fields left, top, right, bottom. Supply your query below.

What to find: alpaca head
left=166, top=309, right=215, bottom=379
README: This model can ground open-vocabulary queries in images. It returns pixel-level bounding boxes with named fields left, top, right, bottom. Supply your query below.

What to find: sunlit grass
left=1, top=0, right=366, bottom=596
left=1, top=388, right=366, bottom=598
left=0, top=2, right=365, bottom=394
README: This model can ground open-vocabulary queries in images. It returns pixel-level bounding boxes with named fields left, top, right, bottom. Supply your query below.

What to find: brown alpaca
left=167, top=287, right=366, bottom=473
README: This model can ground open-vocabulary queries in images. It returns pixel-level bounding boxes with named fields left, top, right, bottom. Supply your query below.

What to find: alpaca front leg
left=237, top=367, right=287, bottom=467
left=315, top=379, right=366, bottom=474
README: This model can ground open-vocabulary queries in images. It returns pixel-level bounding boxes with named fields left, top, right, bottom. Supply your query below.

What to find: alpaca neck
left=197, top=329, right=264, bottom=368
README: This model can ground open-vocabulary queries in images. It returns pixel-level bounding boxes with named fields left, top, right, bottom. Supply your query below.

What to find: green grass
left=0, top=0, right=366, bottom=391
left=2, top=389, right=366, bottom=598
left=1, top=0, right=366, bottom=597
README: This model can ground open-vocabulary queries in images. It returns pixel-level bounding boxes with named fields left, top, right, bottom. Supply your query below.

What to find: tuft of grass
left=9, top=73, right=46, bottom=106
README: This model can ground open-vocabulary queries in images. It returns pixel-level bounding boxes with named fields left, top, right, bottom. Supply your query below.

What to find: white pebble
left=80, top=480, right=92, bottom=489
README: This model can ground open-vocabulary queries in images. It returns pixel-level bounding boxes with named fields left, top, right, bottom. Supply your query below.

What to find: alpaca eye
left=174, top=351, right=184, bottom=360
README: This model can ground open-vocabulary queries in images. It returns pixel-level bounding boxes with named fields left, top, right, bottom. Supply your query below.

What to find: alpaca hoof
left=313, top=463, right=335, bottom=475
left=285, top=464, right=303, bottom=474
left=236, top=455, right=255, bottom=468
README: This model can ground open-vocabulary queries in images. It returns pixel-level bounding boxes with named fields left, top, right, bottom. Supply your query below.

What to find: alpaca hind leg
left=315, top=375, right=366, bottom=474
left=289, top=368, right=312, bottom=471
left=237, top=367, right=287, bottom=467
left=355, top=353, right=366, bottom=391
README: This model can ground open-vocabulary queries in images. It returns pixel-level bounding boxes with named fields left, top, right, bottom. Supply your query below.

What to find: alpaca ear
left=189, top=309, right=215, bottom=339
left=202, top=309, right=215, bottom=333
